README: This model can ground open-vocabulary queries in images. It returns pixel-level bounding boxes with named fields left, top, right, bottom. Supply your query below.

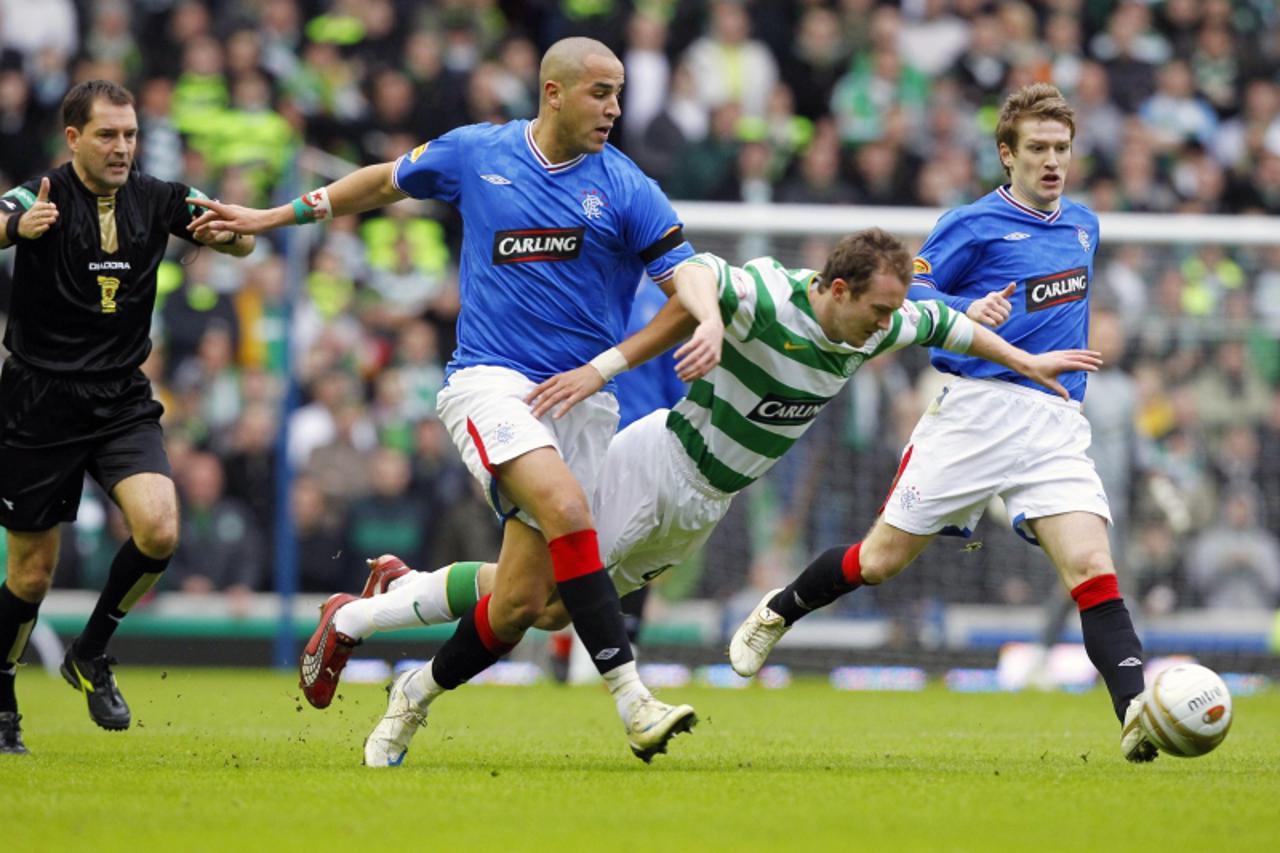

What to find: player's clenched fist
left=15, top=177, right=59, bottom=240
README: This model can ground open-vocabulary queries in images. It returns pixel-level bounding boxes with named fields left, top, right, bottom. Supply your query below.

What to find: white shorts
left=592, top=409, right=733, bottom=596
left=436, top=365, right=619, bottom=528
left=881, top=377, right=1111, bottom=545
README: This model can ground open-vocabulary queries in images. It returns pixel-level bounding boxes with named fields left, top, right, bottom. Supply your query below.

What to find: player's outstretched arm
left=186, top=162, right=405, bottom=237
left=966, top=324, right=1102, bottom=400
left=669, top=260, right=724, bottom=382
left=526, top=262, right=723, bottom=420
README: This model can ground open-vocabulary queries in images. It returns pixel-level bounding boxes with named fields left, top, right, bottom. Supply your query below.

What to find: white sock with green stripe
left=332, top=562, right=482, bottom=639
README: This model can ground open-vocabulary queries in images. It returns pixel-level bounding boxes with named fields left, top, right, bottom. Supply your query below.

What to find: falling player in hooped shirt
left=304, top=229, right=1102, bottom=716
left=187, top=37, right=725, bottom=766
left=730, top=83, right=1163, bottom=763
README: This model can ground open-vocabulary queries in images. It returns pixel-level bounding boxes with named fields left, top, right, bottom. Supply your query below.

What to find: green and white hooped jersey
left=666, top=252, right=974, bottom=494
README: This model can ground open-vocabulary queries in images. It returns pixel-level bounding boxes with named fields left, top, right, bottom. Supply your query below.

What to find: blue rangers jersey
left=393, top=120, right=693, bottom=383
left=907, top=185, right=1099, bottom=402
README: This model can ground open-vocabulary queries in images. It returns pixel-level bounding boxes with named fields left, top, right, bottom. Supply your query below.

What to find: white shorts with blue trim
left=593, top=409, right=733, bottom=595
left=436, top=365, right=619, bottom=529
left=880, top=376, right=1111, bottom=545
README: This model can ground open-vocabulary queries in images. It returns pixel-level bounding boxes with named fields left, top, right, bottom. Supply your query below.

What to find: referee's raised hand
left=17, top=177, right=58, bottom=239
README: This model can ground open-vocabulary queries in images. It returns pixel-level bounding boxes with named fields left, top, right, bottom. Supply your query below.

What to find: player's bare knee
left=1061, top=551, right=1114, bottom=588
left=536, top=492, right=593, bottom=537
left=7, top=570, right=53, bottom=602
left=133, top=516, right=179, bottom=558
left=7, top=555, right=55, bottom=600
left=859, top=540, right=911, bottom=584
left=859, top=554, right=906, bottom=585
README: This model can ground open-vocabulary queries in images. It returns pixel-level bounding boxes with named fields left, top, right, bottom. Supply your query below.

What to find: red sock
left=472, top=594, right=515, bottom=655
left=548, top=529, right=604, bottom=582
left=1070, top=574, right=1120, bottom=611
left=548, top=529, right=633, bottom=674
left=840, top=543, right=863, bottom=586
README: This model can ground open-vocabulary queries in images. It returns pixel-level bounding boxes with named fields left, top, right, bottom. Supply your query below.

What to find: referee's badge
left=98, top=275, right=120, bottom=314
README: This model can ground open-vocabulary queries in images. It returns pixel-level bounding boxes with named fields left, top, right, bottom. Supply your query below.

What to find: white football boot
left=1121, top=692, right=1159, bottom=763
left=363, top=669, right=429, bottom=767
left=625, top=695, right=697, bottom=763
left=728, top=589, right=789, bottom=677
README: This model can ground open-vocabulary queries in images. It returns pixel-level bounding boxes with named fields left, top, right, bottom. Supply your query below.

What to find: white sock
left=402, top=661, right=447, bottom=707
left=385, top=571, right=415, bottom=592
left=601, top=661, right=651, bottom=721
left=332, top=568, right=456, bottom=640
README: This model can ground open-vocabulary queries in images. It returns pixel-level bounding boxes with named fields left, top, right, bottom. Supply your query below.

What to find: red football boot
left=361, top=554, right=413, bottom=598
left=298, top=593, right=359, bottom=709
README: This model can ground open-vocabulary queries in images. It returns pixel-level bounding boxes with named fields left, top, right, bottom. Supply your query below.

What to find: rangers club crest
left=1076, top=226, right=1091, bottom=252
left=581, top=189, right=607, bottom=220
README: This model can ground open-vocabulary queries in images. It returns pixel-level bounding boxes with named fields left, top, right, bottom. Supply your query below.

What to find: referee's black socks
left=76, top=538, right=170, bottom=659
left=0, top=583, right=41, bottom=713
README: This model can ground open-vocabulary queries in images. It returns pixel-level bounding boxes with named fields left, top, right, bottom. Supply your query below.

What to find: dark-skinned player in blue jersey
left=189, top=37, right=724, bottom=767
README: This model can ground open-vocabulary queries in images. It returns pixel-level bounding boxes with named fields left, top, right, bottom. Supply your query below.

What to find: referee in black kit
left=0, top=80, right=255, bottom=754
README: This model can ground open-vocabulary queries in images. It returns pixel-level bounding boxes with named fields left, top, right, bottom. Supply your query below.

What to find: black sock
left=620, top=587, right=649, bottom=646
left=768, top=545, right=862, bottom=626
left=76, top=538, right=170, bottom=658
left=429, top=597, right=510, bottom=690
left=558, top=569, right=635, bottom=675
left=1080, top=598, right=1146, bottom=722
left=0, top=584, right=42, bottom=713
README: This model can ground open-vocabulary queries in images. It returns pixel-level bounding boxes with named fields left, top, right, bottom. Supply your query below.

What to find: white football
left=1139, top=663, right=1233, bottom=757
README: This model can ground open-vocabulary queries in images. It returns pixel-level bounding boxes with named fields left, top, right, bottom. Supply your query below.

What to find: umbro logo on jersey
left=1025, top=267, right=1089, bottom=313
left=747, top=392, right=829, bottom=426
left=1118, top=657, right=1143, bottom=667
left=492, top=227, right=585, bottom=265
left=1002, top=232, right=1031, bottom=241
left=481, top=174, right=512, bottom=185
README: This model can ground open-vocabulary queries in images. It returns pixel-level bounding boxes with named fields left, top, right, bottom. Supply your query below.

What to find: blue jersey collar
left=525, top=121, right=587, bottom=175
left=996, top=185, right=1062, bottom=224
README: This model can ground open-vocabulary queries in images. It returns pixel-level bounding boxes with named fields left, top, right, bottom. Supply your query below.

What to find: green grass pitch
left=4, top=668, right=1278, bottom=852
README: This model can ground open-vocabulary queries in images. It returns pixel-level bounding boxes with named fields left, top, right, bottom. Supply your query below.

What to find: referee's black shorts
left=0, top=357, right=171, bottom=533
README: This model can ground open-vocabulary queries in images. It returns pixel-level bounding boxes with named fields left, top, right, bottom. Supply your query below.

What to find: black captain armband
left=4, top=211, right=24, bottom=244
left=639, top=226, right=686, bottom=265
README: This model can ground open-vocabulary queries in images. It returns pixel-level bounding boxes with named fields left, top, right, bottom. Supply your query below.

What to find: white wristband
left=588, top=347, right=628, bottom=381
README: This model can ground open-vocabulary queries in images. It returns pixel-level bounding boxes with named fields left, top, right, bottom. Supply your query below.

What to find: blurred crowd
left=0, top=0, right=1278, bottom=620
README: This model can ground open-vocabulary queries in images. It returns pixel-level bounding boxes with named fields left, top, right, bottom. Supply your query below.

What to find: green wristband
left=292, top=197, right=311, bottom=225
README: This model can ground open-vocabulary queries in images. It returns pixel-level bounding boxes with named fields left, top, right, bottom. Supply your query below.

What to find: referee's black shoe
left=0, top=712, right=28, bottom=754
left=61, top=647, right=131, bottom=731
